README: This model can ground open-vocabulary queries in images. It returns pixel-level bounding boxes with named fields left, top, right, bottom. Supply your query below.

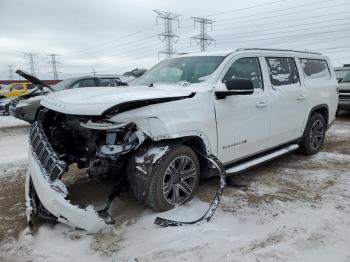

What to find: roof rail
left=236, top=48, right=322, bottom=55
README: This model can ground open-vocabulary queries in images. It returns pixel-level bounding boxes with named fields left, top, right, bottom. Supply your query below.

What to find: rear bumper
left=26, top=122, right=108, bottom=233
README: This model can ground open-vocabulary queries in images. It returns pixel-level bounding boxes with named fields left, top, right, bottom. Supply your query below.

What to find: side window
left=266, top=57, right=299, bottom=86
left=223, top=57, right=263, bottom=89
left=98, top=78, right=121, bottom=86
left=299, top=59, right=330, bottom=79
left=72, top=79, right=97, bottom=88
left=27, top=84, right=35, bottom=89
left=12, top=84, right=24, bottom=91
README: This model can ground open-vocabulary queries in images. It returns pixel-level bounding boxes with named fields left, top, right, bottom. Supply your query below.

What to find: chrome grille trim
left=29, top=122, right=66, bottom=183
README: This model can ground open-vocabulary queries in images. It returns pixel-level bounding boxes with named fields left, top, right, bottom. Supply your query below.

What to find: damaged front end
left=26, top=109, right=145, bottom=233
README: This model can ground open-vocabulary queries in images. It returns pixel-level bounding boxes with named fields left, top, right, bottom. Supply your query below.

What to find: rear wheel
left=299, top=112, right=326, bottom=155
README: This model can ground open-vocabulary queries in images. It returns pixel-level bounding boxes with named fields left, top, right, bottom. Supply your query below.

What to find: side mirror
left=215, top=78, right=254, bottom=99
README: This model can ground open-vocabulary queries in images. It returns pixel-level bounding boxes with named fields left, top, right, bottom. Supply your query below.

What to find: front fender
left=132, top=117, right=213, bottom=155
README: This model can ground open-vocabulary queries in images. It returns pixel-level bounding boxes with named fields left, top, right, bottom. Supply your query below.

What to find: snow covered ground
left=0, top=114, right=350, bottom=262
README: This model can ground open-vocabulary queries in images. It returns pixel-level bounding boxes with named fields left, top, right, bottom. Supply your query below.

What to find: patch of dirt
left=0, top=167, right=28, bottom=241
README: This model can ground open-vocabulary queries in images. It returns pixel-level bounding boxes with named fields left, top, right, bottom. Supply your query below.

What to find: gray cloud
left=0, top=0, right=349, bottom=79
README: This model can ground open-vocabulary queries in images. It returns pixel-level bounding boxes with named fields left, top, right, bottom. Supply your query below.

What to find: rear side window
left=299, top=59, right=330, bottom=79
left=266, top=57, right=299, bottom=86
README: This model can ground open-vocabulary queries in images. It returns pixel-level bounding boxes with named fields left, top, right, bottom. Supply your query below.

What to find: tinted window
left=299, top=59, right=330, bottom=79
left=266, top=57, right=299, bottom=86
left=223, top=57, right=263, bottom=89
left=27, top=84, right=35, bottom=89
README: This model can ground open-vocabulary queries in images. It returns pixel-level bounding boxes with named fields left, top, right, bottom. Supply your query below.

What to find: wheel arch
left=307, top=104, right=329, bottom=128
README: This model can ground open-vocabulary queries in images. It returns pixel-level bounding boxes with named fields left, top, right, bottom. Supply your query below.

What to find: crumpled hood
left=41, top=85, right=194, bottom=115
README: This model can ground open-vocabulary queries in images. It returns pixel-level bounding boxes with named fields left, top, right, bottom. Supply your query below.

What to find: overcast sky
left=0, top=0, right=349, bottom=80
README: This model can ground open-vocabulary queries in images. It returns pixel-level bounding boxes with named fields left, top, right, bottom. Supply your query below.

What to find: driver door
left=214, top=57, right=271, bottom=164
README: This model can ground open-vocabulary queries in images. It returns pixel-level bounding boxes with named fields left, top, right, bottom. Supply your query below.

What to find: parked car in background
left=0, top=97, right=12, bottom=115
left=10, top=71, right=134, bottom=123
left=338, top=71, right=350, bottom=111
left=0, top=82, right=36, bottom=98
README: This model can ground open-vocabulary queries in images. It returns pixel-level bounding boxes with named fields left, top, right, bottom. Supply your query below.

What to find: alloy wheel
left=309, top=119, right=324, bottom=151
left=162, top=156, right=197, bottom=206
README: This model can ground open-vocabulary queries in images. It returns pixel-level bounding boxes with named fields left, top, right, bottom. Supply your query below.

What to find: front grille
left=29, top=122, right=66, bottom=183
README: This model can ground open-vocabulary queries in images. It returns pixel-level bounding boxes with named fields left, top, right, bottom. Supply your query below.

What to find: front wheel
left=129, top=144, right=200, bottom=212
left=299, top=112, right=326, bottom=155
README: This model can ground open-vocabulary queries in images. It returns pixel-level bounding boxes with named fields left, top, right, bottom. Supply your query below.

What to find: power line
left=7, top=65, right=14, bottom=80
left=47, top=54, right=60, bottom=80
left=23, top=52, right=37, bottom=76
left=154, top=10, right=181, bottom=58
left=191, top=17, right=215, bottom=52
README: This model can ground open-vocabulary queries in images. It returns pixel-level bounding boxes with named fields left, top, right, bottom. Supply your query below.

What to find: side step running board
left=225, top=144, right=299, bottom=175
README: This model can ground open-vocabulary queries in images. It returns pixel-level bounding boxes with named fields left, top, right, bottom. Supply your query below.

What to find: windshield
left=52, top=79, right=76, bottom=91
left=341, top=71, right=350, bottom=83
left=131, top=56, right=225, bottom=86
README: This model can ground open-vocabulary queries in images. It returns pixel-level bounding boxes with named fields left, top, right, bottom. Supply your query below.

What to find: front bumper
left=9, top=105, right=35, bottom=123
left=25, top=122, right=107, bottom=233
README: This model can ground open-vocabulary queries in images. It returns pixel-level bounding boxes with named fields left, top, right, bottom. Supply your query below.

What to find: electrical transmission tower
left=47, top=54, right=60, bottom=80
left=191, top=17, right=215, bottom=52
left=7, top=65, right=14, bottom=80
left=153, top=10, right=180, bottom=58
left=23, top=52, right=37, bottom=76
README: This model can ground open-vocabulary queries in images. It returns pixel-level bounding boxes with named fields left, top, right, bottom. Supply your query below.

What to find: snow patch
left=0, top=116, right=29, bottom=129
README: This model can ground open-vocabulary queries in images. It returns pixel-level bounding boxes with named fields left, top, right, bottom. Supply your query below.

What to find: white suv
left=26, top=48, right=338, bottom=232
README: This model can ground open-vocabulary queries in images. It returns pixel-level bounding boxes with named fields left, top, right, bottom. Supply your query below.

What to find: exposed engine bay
left=38, top=109, right=145, bottom=181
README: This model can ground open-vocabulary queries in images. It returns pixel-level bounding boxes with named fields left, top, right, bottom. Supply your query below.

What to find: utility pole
left=47, top=54, right=60, bottom=80
left=92, top=68, right=96, bottom=76
left=153, top=10, right=180, bottom=58
left=24, top=52, right=37, bottom=76
left=7, top=65, right=14, bottom=80
left=191, top=17, right=215, bottom=52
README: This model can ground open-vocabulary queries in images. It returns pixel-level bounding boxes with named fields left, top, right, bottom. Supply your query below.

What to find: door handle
left=297, top=94, right=306, bottom=101
left=256, top=101, right=269, bottom=108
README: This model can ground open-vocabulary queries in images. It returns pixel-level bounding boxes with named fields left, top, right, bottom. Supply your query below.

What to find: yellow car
left=0, top=83, right=36, bottom=98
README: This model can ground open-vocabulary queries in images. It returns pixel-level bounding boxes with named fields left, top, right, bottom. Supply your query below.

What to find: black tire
left=129, top=144, right=200, bottom=212
left=299, top=112, right=326, bottom=155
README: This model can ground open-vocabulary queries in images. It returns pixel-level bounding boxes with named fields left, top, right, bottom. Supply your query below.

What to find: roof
left=177, top=48, right=325, bottom=58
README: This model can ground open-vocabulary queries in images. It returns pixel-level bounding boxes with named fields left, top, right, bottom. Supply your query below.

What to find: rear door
left=214, top=56, right=271, bottom=164
left=264, top=57, right=308, bottom=148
